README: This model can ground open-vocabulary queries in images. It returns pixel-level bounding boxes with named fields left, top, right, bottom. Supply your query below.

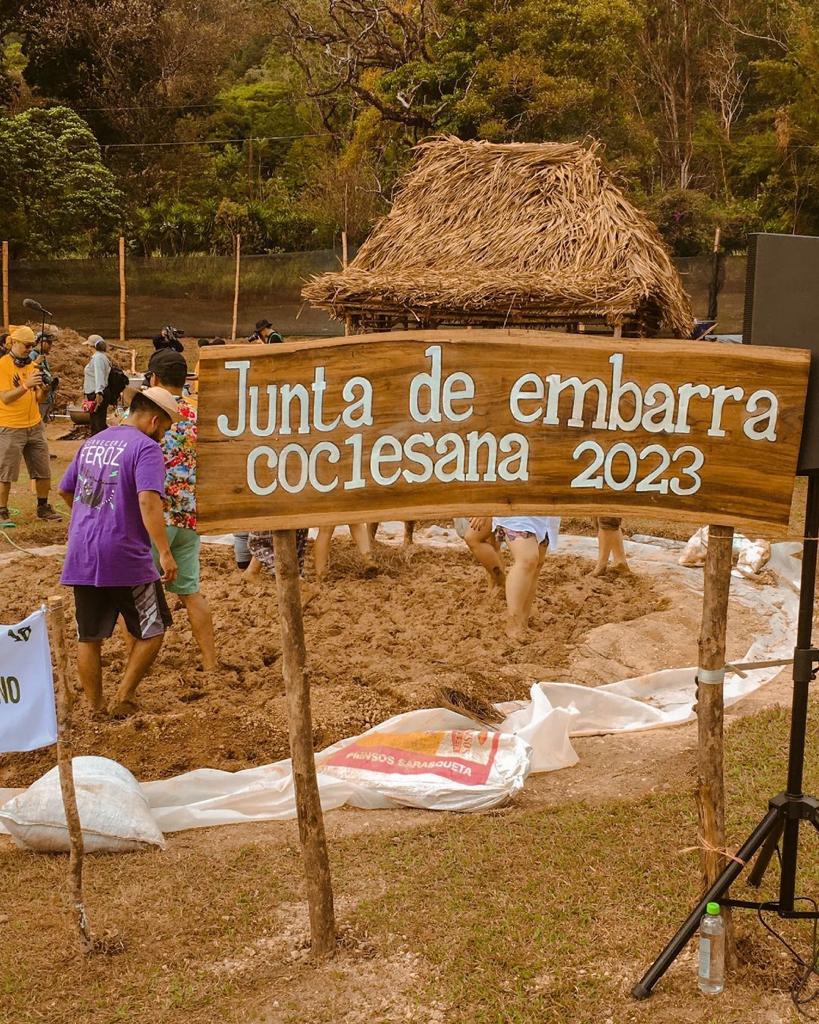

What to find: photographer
left=33, top=331, right=59, bottom=423
left=0, top=324, right=61, bottom=526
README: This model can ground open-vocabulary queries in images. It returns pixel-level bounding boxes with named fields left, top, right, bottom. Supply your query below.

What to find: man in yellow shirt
left=0, top=324, right=61, bottom=527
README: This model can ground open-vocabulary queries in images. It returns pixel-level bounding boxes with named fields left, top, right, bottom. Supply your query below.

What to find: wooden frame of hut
left=303, top=138, right=694, bottom=338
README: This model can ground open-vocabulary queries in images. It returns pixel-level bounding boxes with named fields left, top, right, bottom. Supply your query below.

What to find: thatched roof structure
left=303, top=137, right=694, bottom=337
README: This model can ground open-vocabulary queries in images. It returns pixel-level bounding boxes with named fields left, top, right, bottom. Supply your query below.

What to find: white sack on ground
left=139, top=703, right=555, bottom=832
left=0, top=756, right=165, bottom=852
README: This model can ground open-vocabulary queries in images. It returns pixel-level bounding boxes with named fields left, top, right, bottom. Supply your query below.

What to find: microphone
left=22, top=297, right=54, bottom=318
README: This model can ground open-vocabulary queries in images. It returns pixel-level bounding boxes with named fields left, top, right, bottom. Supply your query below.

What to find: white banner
left=0, top=610, right=57, bottom=753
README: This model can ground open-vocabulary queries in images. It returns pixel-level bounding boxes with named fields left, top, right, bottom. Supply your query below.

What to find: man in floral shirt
left=147, top=349, right=217, bottom=673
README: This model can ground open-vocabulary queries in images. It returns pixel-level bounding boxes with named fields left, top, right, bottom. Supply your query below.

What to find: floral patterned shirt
left=161, top=394, right=198, bottom=530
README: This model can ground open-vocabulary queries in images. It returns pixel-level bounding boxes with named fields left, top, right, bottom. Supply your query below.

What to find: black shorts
left=73, top=582, right=172, bottom=642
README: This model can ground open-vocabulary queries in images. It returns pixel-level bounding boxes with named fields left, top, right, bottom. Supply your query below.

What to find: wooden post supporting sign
left=48, top=595, right=96, bottom=954
left=271, top=531, right=336, bottom=955
left=696, top=523, right=735, bottom=959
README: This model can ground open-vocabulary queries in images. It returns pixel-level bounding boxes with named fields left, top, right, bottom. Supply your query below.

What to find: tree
left=0, top=105, right=122, bottom=254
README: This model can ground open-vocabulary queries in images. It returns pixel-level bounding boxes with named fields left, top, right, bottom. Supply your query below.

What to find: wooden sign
left=196, top=330, right=809, bottom=532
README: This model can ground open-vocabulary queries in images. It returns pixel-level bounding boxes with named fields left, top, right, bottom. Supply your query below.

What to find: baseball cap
left=148, top=347, right=188, bottom=375
left=140, top=386, right=180, bottom=420
left=87, top=334, right=106, bottom=350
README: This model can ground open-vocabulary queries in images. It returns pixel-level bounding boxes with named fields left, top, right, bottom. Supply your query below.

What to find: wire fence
left=1, top=247, right=747, bottom=340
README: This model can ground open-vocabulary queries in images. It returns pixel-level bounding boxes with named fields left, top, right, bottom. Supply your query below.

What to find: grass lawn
left=2, top=700, right=817, bottom=1023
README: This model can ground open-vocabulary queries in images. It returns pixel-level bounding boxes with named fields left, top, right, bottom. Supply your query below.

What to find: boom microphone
left=22, top=297, right=53, bottom=318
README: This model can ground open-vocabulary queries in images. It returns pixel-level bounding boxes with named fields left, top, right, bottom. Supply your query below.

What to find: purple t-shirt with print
left=60, top=425, right=166, bottom=588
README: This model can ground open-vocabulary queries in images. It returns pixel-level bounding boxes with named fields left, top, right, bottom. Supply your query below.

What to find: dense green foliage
left=0, top=105, right=122, bottom=254
left=1, top=0, right=818, bottom=256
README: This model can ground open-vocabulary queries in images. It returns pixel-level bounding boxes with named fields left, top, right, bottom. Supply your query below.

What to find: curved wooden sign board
left=196, top=329, right=810, bottom=534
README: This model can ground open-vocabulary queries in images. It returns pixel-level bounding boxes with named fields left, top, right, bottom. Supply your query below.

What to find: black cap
left=148, top=347, right=188, bottom=386
left=255, top=319, right=273, bottom=332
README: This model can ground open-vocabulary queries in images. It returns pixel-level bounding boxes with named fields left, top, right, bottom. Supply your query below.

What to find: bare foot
left=109, top=699, right=138, bottom=720
left=590, top=561, right=608, bottom=577
left=505, top=617, right=528, bottom=641
left=89, top=706, right=108, bottom=723
left=300, top=580, right=320, bottom=610
left=609, top=561, right=632, bottom=576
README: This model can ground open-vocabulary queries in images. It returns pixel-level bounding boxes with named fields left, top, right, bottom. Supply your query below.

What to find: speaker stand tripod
left=632, top=472, right=819, bottom=999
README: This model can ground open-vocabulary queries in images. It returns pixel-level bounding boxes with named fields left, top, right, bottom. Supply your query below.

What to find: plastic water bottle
left=698, top=901, right=725, bottom=995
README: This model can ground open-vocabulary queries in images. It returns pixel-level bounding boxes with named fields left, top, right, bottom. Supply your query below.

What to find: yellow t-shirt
left=0, top=353, right=42, bottom=428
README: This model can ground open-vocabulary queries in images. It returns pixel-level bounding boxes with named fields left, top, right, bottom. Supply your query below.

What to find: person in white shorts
left=465, top=515, right=560, bottom=639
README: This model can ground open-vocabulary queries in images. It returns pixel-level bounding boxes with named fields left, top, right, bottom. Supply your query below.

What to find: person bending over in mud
left=465, top=515, right=560, bottom=640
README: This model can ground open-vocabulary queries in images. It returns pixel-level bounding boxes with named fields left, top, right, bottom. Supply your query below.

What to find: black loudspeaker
left=744, top=232, right=819, bottom=473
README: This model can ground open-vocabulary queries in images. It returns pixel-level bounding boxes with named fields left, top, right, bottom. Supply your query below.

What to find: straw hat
left=140, top=386, right=180, bottom=420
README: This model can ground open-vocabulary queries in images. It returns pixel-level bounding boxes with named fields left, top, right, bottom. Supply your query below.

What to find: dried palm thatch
left=303, top=137, right=694, bottom=337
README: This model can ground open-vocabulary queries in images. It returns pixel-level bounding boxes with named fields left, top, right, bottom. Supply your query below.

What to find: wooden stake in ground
left=271, top=530, right=336, bottom=956
left=48, top=595, right=96, bottom=954
left=2, top=240, right=9, bottom=331
left=118, top=235, right=127, bottom=344
left=696, top=523, right=735, bottom=959
left=231, top=232, right=241, bottom=343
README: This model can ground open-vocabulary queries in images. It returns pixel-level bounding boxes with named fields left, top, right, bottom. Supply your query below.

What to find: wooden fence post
left=231, top=233, right=241, bottom=343
left=48, top=595, right=96, bottom=954
left=271, top=530, right=336, bottom=956
left=2, top=240, right=9, bottom=331
left=118, top=236, right=126, bottom=344
left=696, top=523, right=735, bottom=961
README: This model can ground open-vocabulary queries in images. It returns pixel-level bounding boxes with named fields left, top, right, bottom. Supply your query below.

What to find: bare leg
left=77, top=641, right=105, bottom=714
left=349, top=521, right=377, bottom=573
left=368, top=522, right=379, bottom=543
left=593, top=525, right=630, bottom=576
left=403, top=520, right=416, bottom=546
left=314, top=525, right=335, bottom=579
left=0, top=482, right=10, bottom=508
left=465, top=519, right=505, bottom=592
left=608, top=526, right=630, bottom=573
left=243, top=556, right=262, bottom=578
left=180, top=592, right=217, bottom=671
left=524, top=543, right=548, bottom=621
left=505, top=536, right=542, bottom=639
left=111, top=634, right=164, bottom=714
left=34, top=478, right=51, bottom=500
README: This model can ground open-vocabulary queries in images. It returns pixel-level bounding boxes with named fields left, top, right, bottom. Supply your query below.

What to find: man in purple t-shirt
left=59, top=388, right=180, bottom=718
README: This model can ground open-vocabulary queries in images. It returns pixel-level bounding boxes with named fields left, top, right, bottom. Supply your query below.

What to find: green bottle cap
left=706, top=902, right=720, bottom=915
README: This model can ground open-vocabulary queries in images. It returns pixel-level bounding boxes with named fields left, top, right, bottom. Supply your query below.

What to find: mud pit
left=0, top=537, right=761, bottom=789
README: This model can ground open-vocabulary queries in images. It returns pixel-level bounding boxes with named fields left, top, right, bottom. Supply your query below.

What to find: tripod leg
left=632, top=806, right=780, bottom=1000
left=748, top=817, right=784, bottom=888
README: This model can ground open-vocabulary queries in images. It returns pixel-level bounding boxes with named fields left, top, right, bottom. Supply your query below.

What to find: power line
left=75, top=102, right=219, bottom=112
left=102, top=132, right=332, bottom=149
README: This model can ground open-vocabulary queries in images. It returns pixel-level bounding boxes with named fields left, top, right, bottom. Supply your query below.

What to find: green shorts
left=152, top=525, right=200, bottom=596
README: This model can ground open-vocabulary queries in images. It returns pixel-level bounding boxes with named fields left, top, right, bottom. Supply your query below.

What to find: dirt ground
left=0, top=529, right=762, bottom=789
